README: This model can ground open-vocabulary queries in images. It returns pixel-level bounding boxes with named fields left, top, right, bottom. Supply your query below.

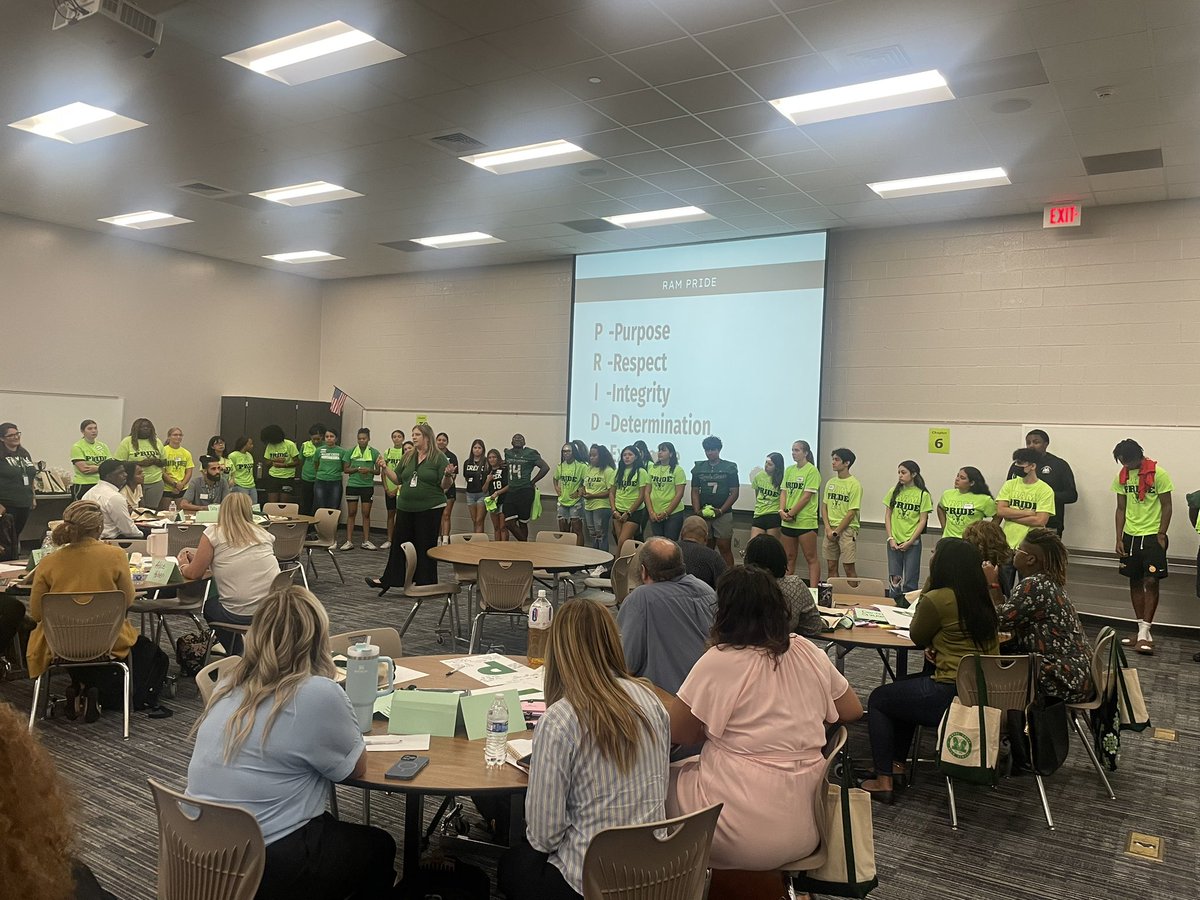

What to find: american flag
left=329, top=386, right=349, bottom=415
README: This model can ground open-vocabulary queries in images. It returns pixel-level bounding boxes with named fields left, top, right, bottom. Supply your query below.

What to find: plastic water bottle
left=485, top=694, right=509, bottom=768
left=527, top=590, right=553, bottom=669
left=40, top=530, right=55, bottom=557
left=167, top=500, right=178, bottom=521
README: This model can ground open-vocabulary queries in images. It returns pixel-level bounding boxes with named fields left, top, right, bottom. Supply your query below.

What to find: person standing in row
left=780, top=440, right=821, bottom=585
left=227, top=436, right=258, bottom=505
left=462, top=438, right=489, bottom=536
left=633, top=440, right=653, bottom=469
left=1005, top=429, right=1077, bottom=536
left=0, top=423, right=37, bottom=539
left=883, top=460, right=932, bottom=602
left=380, top=429, right=406, bottom=548
left=690, top=436, right=739, bottom=567
left=937, top=467, right=996, bottom=539
left=996, top=448, right=1054, bottom=593
left=645, top=441, right=686, bottom=541
left=749, top=452, right=784, bottom=540
left=206, top=436, right=230, bottom=478
left=485, top=448, right=509, bottom=541
left=504, top=435, right=549, bottom=542
left=821, top=448, right=862, bottom=580
left=611, top=446, right=648, bottom=550
left=116, top=418, right=166, bottom=510
left=342, top=428, right=379, bottom=551
left=70, top=419, right=110, bottom=500
left=581, top=444, right=616, bottom=552
left=161, top=427, right=195, bottom=508
left=297, top=424, right=325, bottom=517
left=261, top=425, right=299, bottom=506
left=436, top=433, right=459, bottom=545
left=312, top=428, right=348, bottom=514
left=554, top=441, right=588, bottom=545
left=1112, top=439, right=1172, bottom=656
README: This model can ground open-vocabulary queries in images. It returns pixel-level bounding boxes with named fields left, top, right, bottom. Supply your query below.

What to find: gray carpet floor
left=3, top=540, right=1198, bottom=900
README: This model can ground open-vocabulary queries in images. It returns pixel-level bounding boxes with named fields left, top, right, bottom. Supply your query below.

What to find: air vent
left=836, top=45, right=912, bottom=75
left=422, top=131, right=489, bottom=156
left=379, top=240, right=433, bottom=252
left=117, top=3, right=160, bottom=39
left=176, top=181, right=238, bottom=198
left=1083, top=148, right=1164, bottom=176
left=562, top=219, right=622, bottom=233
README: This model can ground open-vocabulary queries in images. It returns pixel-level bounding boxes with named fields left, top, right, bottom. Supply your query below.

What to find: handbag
left=1112, top=639, right=1151, bottom=732
left=938, top=656, right=1001, bottom=785
left=793, top=751, right=878, bottom=898
left=1025, top=695, right=1070, bottom=775
left=34, top=467, right=69, bottom=494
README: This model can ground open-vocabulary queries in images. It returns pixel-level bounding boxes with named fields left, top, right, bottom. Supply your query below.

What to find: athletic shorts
left=751, top=513, right=782, bottom=530
left=503, top=486, right=535, bottom=522
left=1120, top=533, right=1168, bottom=581
left=466, top=491, right=486, bottom=507
left=262, top=474, right=296, bottom=495
left=445, top=485, right=457, bottom=501
left=822, top=528, right=858, bottom=564
left=557, top=502, right=583, bottom=521
left=707, top=511, right=733, bottom=541
left=782, top=525, right=819, bottom=537
left=384, top=491, right=397, bottom=511
left=345, top=485, right=375, bottom=501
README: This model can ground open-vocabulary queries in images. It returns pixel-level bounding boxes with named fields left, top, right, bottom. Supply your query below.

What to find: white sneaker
left=380, top=540, right=392, bottom=550
left=339, top=541, right=353, bottom=551
left=362, top=541, right=378, bottom=551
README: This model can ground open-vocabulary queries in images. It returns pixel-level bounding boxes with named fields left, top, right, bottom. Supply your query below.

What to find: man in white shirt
left=90, top=459, right=143, bottom=539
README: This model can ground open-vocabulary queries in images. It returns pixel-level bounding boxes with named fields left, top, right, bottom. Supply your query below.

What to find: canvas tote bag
left=794, top=751, right=878, bottom=898
left=938, top=655, right=1002, bottom=785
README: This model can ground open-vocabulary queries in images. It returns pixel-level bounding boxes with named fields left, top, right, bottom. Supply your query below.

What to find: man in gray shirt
left=617, top=536, right=716, bottom=694
left=678, top=515, right=727, bottom=589
left=180, top=456, right=231, bottom=511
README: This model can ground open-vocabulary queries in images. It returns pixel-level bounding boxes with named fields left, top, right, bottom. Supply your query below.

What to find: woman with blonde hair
left=179, top=492, right=280, bottom=654
left=187, top=586, right=396, bottom=899
left=499, top=598, right=670, bottom=899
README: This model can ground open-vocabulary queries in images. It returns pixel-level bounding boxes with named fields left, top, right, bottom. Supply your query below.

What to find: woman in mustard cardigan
left=28, top=500, right=137, bottom=722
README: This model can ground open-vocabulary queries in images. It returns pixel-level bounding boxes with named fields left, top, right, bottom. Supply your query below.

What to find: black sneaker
left=64, top=683, right=80, bottom=720
left=83, top=687, right=101, bottom=723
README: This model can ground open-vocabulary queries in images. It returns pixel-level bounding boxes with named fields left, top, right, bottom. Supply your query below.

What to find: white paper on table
left=364, top=733, right=431, bottom=752
left=467, top=671, right=544, bottom=696
left=892, top=629, right=911, bottom=641
left=0, top=563, right=26, bottom=577
left=442, top=653, right=537, bottom=686
left=391, top=665, right=428, bottom=685
left=877, top=606, right=916, bottom=629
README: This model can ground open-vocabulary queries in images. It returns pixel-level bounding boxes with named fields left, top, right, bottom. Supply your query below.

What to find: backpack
left=175, top=632, right=209, bottom=677
left=91, top=635, right=170, bottom=711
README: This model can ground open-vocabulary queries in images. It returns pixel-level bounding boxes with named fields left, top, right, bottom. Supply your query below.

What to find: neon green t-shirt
left=1112, top=466, right=1174, bottom=537
left=227, top=450, right=256, bottom=488
left=70, top=439, right=110, bottom=486
left=115, top=436, right=165, bottom=484
left=265, top=440, right=299, bottom=479
left=613, top=467, right=648, bottom=513
left=883, top=485, right=933, bottom=544
left=555, top=460, right=588, bottom=507
left=645, top=463, right=685, bottom=516
left=315, top=445, right=350, bottom=482
left=383, top=446, right=406, bottom=492
left=782, top=463, right=821, bottom=529
left=997, top=478, right=1056, bottom=549
left=347, top=445, right=380, bottom=488
left=582, top=466, right=615, bottom=511
left=823, top=475, right=862, bottom=530
left=938, top=489, right=997, bottom=539
left=162, top=445, right=194, bottom=487
left=300, top=440, right=319, bottom=482
left=752, top=471, right=782, bottom=518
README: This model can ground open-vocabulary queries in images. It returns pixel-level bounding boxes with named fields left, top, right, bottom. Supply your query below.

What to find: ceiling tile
left=658, top=73, right=761, bottom=114
left=698, top=103, right=793, bottom=139
left=729, top=176, right=807, bottom=198
left=574, top=128, right=656, bottom=156
left=561, top=0, right=687, bottom=52
left=414, top=0, right=544, bottom=36
left=670, top=184, right=747, bottom=205
left=629, top=115, right=720, bottom=148
left=699, top=159, right=777, bottom=183
left=590, top=176, right=663, bottom=198
left=649, top=0, right=778, bottom=34
left=729, top=127, right=818, bottom=158
left=639, top=168, right=718, bottom=191
left=695, top=17, right=813, bottom=70
left=481, top=18, right=605, bottom=70
left=588, top=89, right=686, bottom=126
left=412, top=38, right=531, bottom=86
left=542, top=56, right=650, bottom=99
left=1038, top=32, right=1153, bottom=80
left=1024, top=0, right=1149, bottom=47
left=665, top=140, right=750, bottom=167
left=752, top=191, right=821, bottom=212
left=608, top=149, right=690, bottom=174
left=615, top=38, right=726, bottom=86
left=733, top=55, right=842, bottom=100
left=760, top=148, right=836, bottom=175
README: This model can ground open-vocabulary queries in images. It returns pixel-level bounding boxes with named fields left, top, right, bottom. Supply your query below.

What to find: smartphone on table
left=384, top=754, right=430, bottom=781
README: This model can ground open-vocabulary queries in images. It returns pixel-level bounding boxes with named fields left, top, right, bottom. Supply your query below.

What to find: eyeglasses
left=2, top=432, right=19, bottom=439
left=1013, top=547, right=1034, bottom=560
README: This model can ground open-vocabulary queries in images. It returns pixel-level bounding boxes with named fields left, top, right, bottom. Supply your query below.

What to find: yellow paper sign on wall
left=415, top=415, right=428, bottom=425
left=928, top=427, right=950, bottom=454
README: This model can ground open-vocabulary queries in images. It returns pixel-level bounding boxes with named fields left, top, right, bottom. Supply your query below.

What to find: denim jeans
left=230, top=485, right=258, bottom=507
left=886, top=536, right=922, bottom=601
left=312, top=479, right=342, bottom=513
left=648, top=510, right=685, bottom=541
left=867, top=674, right=958, bottom=776
left=204, top=592, right=252, bottom=656
left=584, top=506, right=612, bottom=552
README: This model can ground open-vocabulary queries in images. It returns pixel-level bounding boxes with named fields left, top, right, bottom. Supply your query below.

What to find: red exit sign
left=1043, top=202, right=1082, bottom=228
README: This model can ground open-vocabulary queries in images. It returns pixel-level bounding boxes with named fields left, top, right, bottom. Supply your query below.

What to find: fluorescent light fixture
left=868, top=167, right=1010, bottom=198
left=98, top=210, right=193, bottom=229
left=224, top=21, right=404, bottom=86
left=262, top=250, right=345, bottom=263
left=602, top=206, right=713, bottom=228
left=770, top=70, right=954, bottom=126
left=250, top=181, right=363, bottom=206
left=461, top=140, right=598, bottom=175
left=8, top=102, right=147, bottom=144
left=411, top=232, right=504, bottom=249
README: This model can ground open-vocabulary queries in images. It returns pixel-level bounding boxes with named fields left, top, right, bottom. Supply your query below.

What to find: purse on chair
left=938, top=655, right=1001, bottom=785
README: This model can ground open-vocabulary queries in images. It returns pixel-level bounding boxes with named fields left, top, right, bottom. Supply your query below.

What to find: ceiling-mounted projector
left=52, top=0, right=163, bottom=58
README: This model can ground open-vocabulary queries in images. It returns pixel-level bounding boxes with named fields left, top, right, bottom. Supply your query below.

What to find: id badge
left=409, top=474, right=419, bottom=488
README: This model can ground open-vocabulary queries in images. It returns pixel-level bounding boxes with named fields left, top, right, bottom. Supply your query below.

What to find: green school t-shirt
left=70, top=439, right=110, bottom=486
left=554, top=460, right=588, bottom=506
left=347, top=445, right=380, bottom=488
left=883, top=485, right=933, bottom=545
left=613, top=467, right=648, bottom=513
left=115, top=436, right=164, bottom=484
left=690, top=459, right=739, bottom=509
left=227, top=450, right=256, bottom=488
left=582, top=466, right=615, bottom=511
left=315, top=445, right=350, bottom=482
left=1111, top=466, right=1174, bottom=537
left=782, top=463, right=821, bottom=529
left=823, top=475, right=862, bottom=530
left=752, top=471, right=781, bottom=517
left=265, top=440, right=299, bottom=479
left=938, top=490, right=997, bottom=539
left=646, top=463, right=685, bottom=515
left=383, top=446, right=406, bottom=492
left=997, top=478, right=1056, bottom=548
left=162, top=445, right=194, bottom=486
left=300, top=440, right=319, bottom=482
left=506, top=447, right=542, bottom=490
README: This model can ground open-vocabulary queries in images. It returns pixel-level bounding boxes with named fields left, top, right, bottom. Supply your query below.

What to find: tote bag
left=1113, top=640, right=1151, bottom=732
left=794, top=752, right=878, bottom=898
left=938, top=656, right=1001, bottom=785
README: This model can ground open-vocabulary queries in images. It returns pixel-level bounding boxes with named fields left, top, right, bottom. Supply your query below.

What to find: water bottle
left=345, top=640, right=395, bottom=734
left=527, top=590, right=553, bottom=669
left=40, top=530, right=55, bottom=558
left=485, top=694, right=509, bottom=767
left=167, top=500, right=178, bottom=521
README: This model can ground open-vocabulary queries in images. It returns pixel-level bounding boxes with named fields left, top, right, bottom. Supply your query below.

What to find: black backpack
left=93, top=635, right=170, bottom=711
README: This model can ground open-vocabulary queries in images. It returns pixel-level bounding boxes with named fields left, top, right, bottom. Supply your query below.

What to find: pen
left=405, top=685, right=470, bottom=695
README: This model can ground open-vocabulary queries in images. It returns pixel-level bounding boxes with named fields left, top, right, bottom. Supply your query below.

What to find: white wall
left=0, top=212, right=323, bottom=453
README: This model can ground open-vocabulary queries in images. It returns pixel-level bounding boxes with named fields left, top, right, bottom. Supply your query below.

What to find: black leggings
left=0, top=594, right=28, bottom=661
left=381, top=507, right=442, bottom=587
left=498, top=840, right=582, bottom=900
left=258, top=813, right=396, bottom=900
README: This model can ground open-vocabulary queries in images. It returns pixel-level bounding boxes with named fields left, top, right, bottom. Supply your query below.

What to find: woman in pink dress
left=666, top=566, right=863, bottom=870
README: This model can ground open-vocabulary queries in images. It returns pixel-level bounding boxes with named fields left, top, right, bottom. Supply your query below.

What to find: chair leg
left=297, top=561, right=309, bottom=590
left=363, top=787, right=372, bottom=826
left=120, top=661, right=131, bottom=740
left=397, top=602, right=421, bottom=638
left=1033, top=773, right=1055, bottom=829
left=328, top=783, right=339, bottom=819
left=28, top=672, right=46, bottom=731
left=306, top=548, right=319, bottom=582
left=329, top=548, right=345, bottom=583
left=1070, top=712, right=1116, bottom=799
left=908, top=726, right=923, bottom=787
left=945, top=776, right=959, bottom=830
left=468, top=612, right=486, bottom=654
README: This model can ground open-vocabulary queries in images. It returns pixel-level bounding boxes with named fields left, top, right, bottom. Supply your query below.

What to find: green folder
left=387, top=690, right=461, bottom=737
left=145, top=558, right=184, bottom=585
left=194, top=510, right=219, bottom=523
left=459, top=690, right=524, bottom=741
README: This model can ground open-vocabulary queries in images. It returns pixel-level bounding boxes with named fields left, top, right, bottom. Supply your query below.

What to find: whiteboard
left=0, top=390, right=124, bottom=478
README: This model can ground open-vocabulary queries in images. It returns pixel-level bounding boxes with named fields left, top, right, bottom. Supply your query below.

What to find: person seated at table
left=87, top=460, right=142, bottom=540
left=120, top=461, right=145, bottom=512
left=498, top=598, right=669, bottom=900
left=666, top=566, right=863, bottom=870
left=992, top=527, right=1094, bottom=703
left=679, top=515, right=727, bottom=589
left=963, top=519, right=1012, bottom=588
left=742, top=534, right=824, bottom=638
left=617, top=537, right=716, bottom=694
left=178, top=492, right=280, bottom=656
left=187, top=586, right=396, bottom=899
left=179, top=456, right=230, bottom=511
left=860, top=537, right=999, bottom=802
left=27, top=500, right=139, bottom=722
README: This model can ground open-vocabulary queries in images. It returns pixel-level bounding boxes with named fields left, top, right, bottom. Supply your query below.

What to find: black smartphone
left=384, top=754, right=430, bottom=781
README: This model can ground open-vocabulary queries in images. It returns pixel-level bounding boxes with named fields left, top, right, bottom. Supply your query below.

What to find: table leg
left=403, top=793, right=424, bottom=876
left=509, top=791, right=526, bottom=849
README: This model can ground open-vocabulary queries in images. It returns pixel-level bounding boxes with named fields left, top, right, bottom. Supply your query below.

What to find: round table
left=428, top=541, right=611, bottom=572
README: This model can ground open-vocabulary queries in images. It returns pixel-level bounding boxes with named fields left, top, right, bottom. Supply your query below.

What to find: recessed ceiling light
left=770, top=70, right=954, bottom=126
left=250, top=181, right=363, bottom=206
left=411, top=232, right=504, bottom=249
left=8, top=102, right=147, bottom=144
left=587, top=76, right=603, bottom=84
left=867, top=167, right=1010, bottom=198
left=224, top=21, right=404, bottom=85
left=602, top=206, right=713, bottom=228
left=262, top=250, right=345, bottom=263
left=98, top=210, right=193, bottom=229
left=461, top=140, right=598, bottom=175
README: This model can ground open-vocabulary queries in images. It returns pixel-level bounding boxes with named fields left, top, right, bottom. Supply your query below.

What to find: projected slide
left=569, top=232, right=826, bottom=509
